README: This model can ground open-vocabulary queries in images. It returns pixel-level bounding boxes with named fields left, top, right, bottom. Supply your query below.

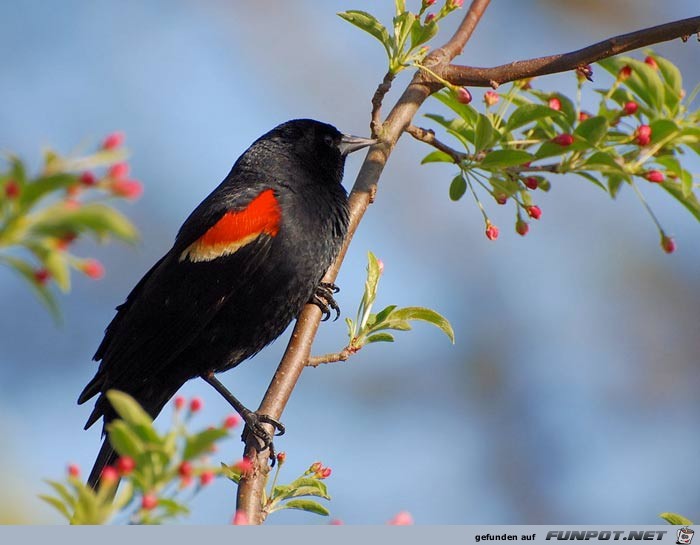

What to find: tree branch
left=235, top=2, right=697, bottom=524
left=235, top=0, right=493, bottom=524
left=371, top=71, right=395, bottom=138
left=442, top=16, right=700, bottom=87
left=406, top=124, right=466, bottom=163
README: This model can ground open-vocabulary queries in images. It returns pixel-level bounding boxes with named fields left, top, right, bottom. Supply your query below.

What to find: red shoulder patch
left=180, top=189, right=281, bottom=263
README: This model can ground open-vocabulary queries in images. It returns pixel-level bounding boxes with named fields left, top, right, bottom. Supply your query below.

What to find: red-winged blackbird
left=78, top=119, right=375, bottom=487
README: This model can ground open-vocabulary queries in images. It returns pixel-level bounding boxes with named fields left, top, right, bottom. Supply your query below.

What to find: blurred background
left=1, top=0, right=699, bottom=525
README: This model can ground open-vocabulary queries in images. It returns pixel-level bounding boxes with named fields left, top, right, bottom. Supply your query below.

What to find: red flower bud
left=111, top=179, right=143, bottom=200
left=523, top=177, right=539, bottom=190
left=199, top=471, right=215, bottom=486
left=310, top=461, right=322, bottom=473
left=276, top=452, right=286, bottom=464
left=232, top=510, right=249, bottom=525
left=67, top=464, right=81, bottom=478
left=483, top=90, right=499, bottom=107
left=34, top=268, right=50, bottom=285
left=234, top=457, right=254, bottom=474
left=661, top=234, right=676, bottom=254
left=108, top=162, right=130, bottom=180
left=178, top=461, right=193, bottom=478
left=80, top=172, right=97, bottom=186
left=578, top=111, right=591, bottom=122
left=4, top=179, right=20, bottom=199
left=494, top=193, right=508, bottom=205
left=102, top=132, right=125, bottom=150
left=329, top=519, right=345, bottom=525
left=644, top=56, right=658, bottom=70
left=527, top=205, right=542, bottom=220
left=515, top=219, right=529, bottom=236
left=425, top=13, right=435, bottom=23
left=388, top=511, right=414, bottom=525
left=116, top=456, right=136, bottom=476
left=189, top=397, right=203, bottom=412
left=548, top=97, right=561, bottom=111
left=636, top=124, right=652, bottom=146
left=223, top=414, right=241, bottom=429
left=645, top=170, right=665, bottom=183
left=174, top=396, right=186, bottom=410
left=552, top=133, right=574, bottom=147
left=456, top=87, right=472, bottom=104
left=141, top=494, right=158, bottom=511
left=485, top=223, right=499, bottom=241
left=619, top=65, right=632, bottom=80
left=101, top=466, right=119, bottom=484
left=81, top=259, right=105, bottom=280
left=449, top=0, right=464, bottom=7
left=319, top=467, right=332, bottom=479
left=623, top=101, right=639, bottom=115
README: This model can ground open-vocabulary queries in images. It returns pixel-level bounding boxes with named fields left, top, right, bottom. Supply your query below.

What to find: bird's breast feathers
left=179, top=189, right=281, bottom=263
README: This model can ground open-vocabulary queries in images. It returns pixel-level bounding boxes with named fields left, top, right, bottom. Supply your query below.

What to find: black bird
left=78, top=119, right=375, bottom=487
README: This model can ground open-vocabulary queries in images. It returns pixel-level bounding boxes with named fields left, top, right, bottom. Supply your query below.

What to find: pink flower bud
left=483, top=90, right=499, bottom=107
left=232, top=510, right=249, bottom=525
left=141, top=494, right=158, bottom=511
left=174, top=396, right=186, bottom=410
left=81, top=259, right=105, bottom=280
left=388, top=511, right=414, bottom=525
left=179, top=461, right=193, bottom=478
left=67, top=464, right=80, bottom=478
left=527, top=205, right=542, bottom=220
left=456, top=87, right=472, bottom=104
left=108, top=162, right=130, bottom=180
left=623, top=101, right=638, bottom=115
left=485, top=223, right=499, bottom=241
left=101, top=466, right=119, bottom=484
left=189, top=397, right=203, bottom=412
left=223, top=414, right=241, bottom=429
left=80, top=172, right=97, bottom=186
left=661, top=235, right=676, bottom=254
left=548, top=97, right=561, bottom=111
left=102, top=132, right=125, bottom=150
left=116, top=456, right=136, bottom=476
left=552, top=133, right=574, bottom=146
left=199, top=471, right=215, bottom=486
left=645, top=170, right=665, bottom=183
left=111, top=179, right=143, bottom=200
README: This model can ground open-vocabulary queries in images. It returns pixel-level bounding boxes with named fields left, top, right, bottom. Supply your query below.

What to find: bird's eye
left=323, top=134, right=335, bottom=147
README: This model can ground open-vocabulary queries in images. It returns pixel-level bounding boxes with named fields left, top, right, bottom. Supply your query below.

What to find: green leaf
left=183, top=428, right=228, bottom=460
left=649, top=119, right=679, bottom=145
left=449, top=175, right=467, bottom=201
left=366, top=332, right=395, bottom=343
left=505, top=103, right=564, bottom=132
left=479, top=150, right=534, bottom=169
left=574, top=171, right=607, bottom=192
left=584, top=152, right=627, bottom=176
left=410, top=19, right=438, bottom=50
left=46, top=480, right=76, bottom=508
left=106, top=420, right=144, bottom=458
left=285, top=478, right=331, bottom=500
left=680, top=169, right=693, bottom=199
left=607, top=175, right=625, bottom=198
left=105, top=390, right=160, bottom=444
left=372, top=304, right=397, bottom=326
left=432, top=90, right=478, bottom=125
left=337, top=11, right=391, bottom=56
left=157, top=498, right=190, bottom=516
left=44, top=250, right=71, bottom=293
left=18, top=174, right=76, bottom=211
left=421, top=150, right=455, bottom=164
left=39, top=495, right=72, bottom=521
left=424, top=114, right=472, bottom=144
left=390, top=307, right=455, bottom=343
left=573, top=116, right=608, bottom=146
left=662, top=178, right=700, bottom=222
left=659, top=512, right=693, bottom=526
left=474, top=113, right=496, bottom=153
left=0, top=255, right=61, bottom=321
left=278, top=499, right=330, bottom=517
left=29, top=203, right=138, bottom=243
left=652, top=55, right=682, bottom=111
left=222, top=462, right=242, bottom=484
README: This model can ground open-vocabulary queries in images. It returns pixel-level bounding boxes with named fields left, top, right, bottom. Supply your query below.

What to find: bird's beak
left=338, top=134, right=377, bottom=156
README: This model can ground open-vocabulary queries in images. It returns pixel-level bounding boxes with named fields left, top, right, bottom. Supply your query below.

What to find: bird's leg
left=201, top=373, right=285, bottom=461
left=309, top=282, right=340, bottom=321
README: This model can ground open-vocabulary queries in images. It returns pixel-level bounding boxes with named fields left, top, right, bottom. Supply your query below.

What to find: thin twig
left=306, top=348, right=352, bottom=368
left=442, top=16, right=700, bottom=87
left=405, top=125, right=466, bottom=163
left=371, top=72, right=395, bottom=138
